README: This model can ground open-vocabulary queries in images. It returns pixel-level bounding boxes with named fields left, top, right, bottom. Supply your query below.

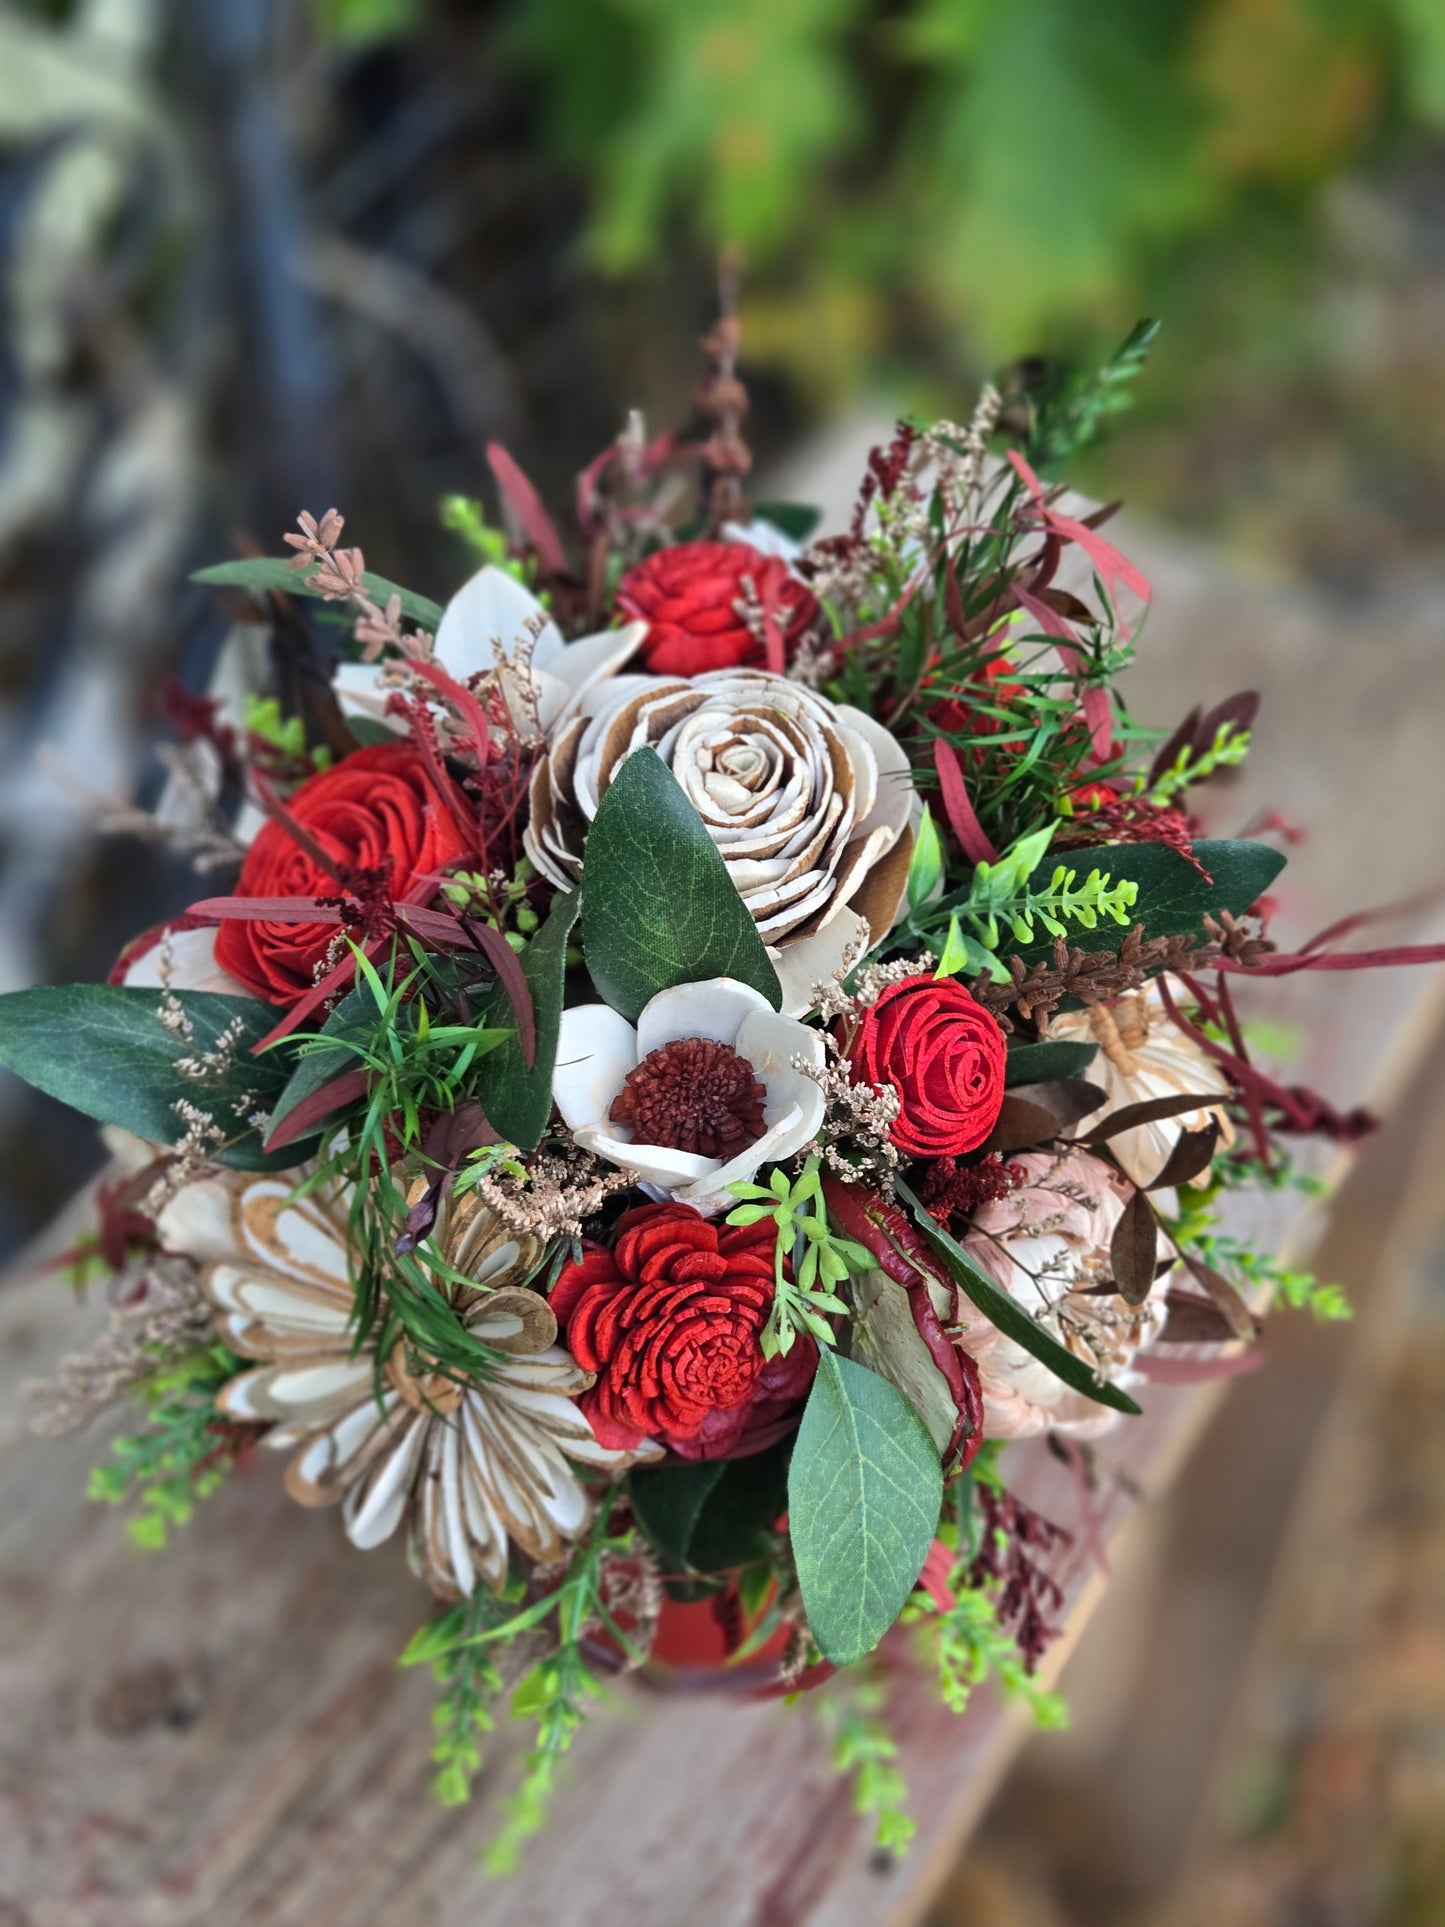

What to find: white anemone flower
left=333, top=564, right=646, bottom=738
left=551, top=976, right=826, bottom=1216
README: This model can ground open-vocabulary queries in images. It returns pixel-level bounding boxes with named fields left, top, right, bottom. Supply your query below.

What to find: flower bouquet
left=8, top=318, right=1440, bottom=1862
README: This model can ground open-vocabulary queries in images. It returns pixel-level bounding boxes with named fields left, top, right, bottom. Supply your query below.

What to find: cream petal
left=205, top=1264, right=352, bottom=1335
left=433, top=565, right=561, bottom=682
left=541, top=621, right=646, bottom=721
left=634, top=977, right=775, bottom=1056
left=768, top=909, right=870, bottom=1018
left=122, top=925, right=250, bottom=998
left=156, top=1176, right=242, bottom=1265
left=675, top=1100, right=820, bottom=1216
left=552, top=1004, right=639, bottom=1133
left=331, top=660, right=404, bottom=731
left=834, top=704, right=914, bottom=839
left=573, top=1127, right=720, bottom=1188
left=343, top=1412, right=428, bottom=1550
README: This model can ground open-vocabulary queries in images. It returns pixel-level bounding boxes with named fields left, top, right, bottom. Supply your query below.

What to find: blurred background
left=0, top=1, right=1443, bottom=1920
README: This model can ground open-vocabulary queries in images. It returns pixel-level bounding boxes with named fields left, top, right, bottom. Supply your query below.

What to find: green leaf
left=894, top=1177, right=1141, bottom=1417
left=750, top=500, right=821, bottom=542
left=266, top=985, right=375, bottom=1142
left=905, top=804, right=944, bottom=914
left=1004, top=1039, right=1099, bottom=1087
left=628, top=1461, right=727, bottom=1573
left=473, top=889, right=580, bottom=1150
left=1011, top=839, right=1284, bottom=962
left=191, top=557, right=445, bottom=631
left=788, top=1351, right=943, bottom=1667
left=629, top=1439, right=791, bottom=1577
left=0, top=985, right=309, bottom=1170
left=580, top=748, right=781, bottom=1022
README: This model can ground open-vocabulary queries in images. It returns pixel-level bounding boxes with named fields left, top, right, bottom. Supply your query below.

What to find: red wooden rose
left=850, top=974, right=1007, bottom=1158
left=551, top=1203, right=817, bottom=1459
left=214, top=743, right=474, bottom=1006
left=615, top=540, right=819, bottom=676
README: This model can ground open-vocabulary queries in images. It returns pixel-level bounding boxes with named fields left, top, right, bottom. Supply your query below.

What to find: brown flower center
left=608, top=1036, right=768, bottom=1158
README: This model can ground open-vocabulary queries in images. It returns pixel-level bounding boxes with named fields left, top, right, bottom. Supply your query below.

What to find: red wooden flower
left=850, top=974, right=1007, bottom=1158
left=214, top=743, right=474, bottom=1006
left=615, top=541, right=819, bottom=676
left=550, top=1203, right=817, bottom=1459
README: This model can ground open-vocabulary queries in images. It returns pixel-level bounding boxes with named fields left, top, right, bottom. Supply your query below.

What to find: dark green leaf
left=1005, top=1039, right=1099, bottom=1087
left=688, top=1440, right=792, bottom=1574
left=894, top=1176, right=1142, bottom=1417
left=580, top=748, right=781, bottom=1022
left=630, top=1440, right=792, bottom=1577
left=749, top=501, right=821, bottom=542
left=788, top=1350, right=943, bottom=1666
left=191, top=557, right=445, bottom=630
left=628, top=1461, right=726, bottom=1572
left=473, top=889, right=580, bottom=1149
left=0, top=985, right=309, bottom=1171
left=1029, top=839, right=1284, bottom=957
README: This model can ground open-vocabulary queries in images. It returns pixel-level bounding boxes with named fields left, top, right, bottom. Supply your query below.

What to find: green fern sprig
left=1147, top=719, right=1252, bottom=806
left=87, top=1343, right=245, bottom=1549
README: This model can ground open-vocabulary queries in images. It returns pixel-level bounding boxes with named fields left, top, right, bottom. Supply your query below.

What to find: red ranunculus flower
left=551, top=1203, right=817, bottom=1459
left=616, top=540, right=819, bottom=677
left=851, top=974, right=1007, bottom=1158
left=214, top=743, right=474, bottom=1006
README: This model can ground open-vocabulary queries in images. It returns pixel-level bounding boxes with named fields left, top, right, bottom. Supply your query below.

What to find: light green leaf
left=580, top=748, right=781, bottom=1022
left=789, top=1350, right=943, bottom=1666
left=906, top=804, right=944, bottom=913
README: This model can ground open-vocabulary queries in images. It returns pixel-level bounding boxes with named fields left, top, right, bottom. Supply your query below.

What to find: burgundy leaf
left=1145, top=1120, right=1221, bottom=1190
left=984, top=1094, right=1065, bottom=1154
left=932, top=737, right=999, bottom=864
left=1159, top=1290, right=1244, bottom=1345
left=189, top=895, right=345, bottom=925
left=460, top=916, right=536, bottom=1069
left=263, top=1068, right=369, bottom=1152
left=1136, top=1349, right=1263, bottom=1384
left=487, top=442, right=570, bottom=577
left=1110, top=1189, right=1158, bottom=1306
left=1083, top=1091, right=1224, bottom=1143
left=1184, top=1258, right=1258, bottom=1340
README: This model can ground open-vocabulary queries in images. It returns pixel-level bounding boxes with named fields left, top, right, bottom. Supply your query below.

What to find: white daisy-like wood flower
left=157, top=1172, right=650, bottom=1596
left=1048, top=977, right=1236, bottom=1187
left=333, top=564, right=646, bottom=738
left=552, top=976, right=825, bottom=1216
left=524, top=669, right=917, bottom=1015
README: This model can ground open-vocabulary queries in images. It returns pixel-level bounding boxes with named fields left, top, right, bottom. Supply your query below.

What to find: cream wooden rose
left=524, top=669, right=917, bottom=1015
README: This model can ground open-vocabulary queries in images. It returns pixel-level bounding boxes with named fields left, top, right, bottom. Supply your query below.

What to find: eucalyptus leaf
left=474, top=889, right=580, bottom=1149
left=894, top=1177, right=1142, bottom=1417
left=580, top=748, right=782, bottom=1022
left=0, top=985, right=309, bottom=1171
left=788, top=1350, right=943, bottom=1666
left=192, top=557, right=445, bottom=630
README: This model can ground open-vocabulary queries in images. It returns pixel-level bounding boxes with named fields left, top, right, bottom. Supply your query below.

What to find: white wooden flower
left=1048, top=978, right=1236, bottom=1187
left=551, top=976, right=826, bottom=1216
left=524, top=669, right=917, bottom=1015
left=333, top=565, right=645, bottom=738
left=158, top=1172, right=648, bottom=1596
left=959, top=1148, right=1165, bottom=1440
